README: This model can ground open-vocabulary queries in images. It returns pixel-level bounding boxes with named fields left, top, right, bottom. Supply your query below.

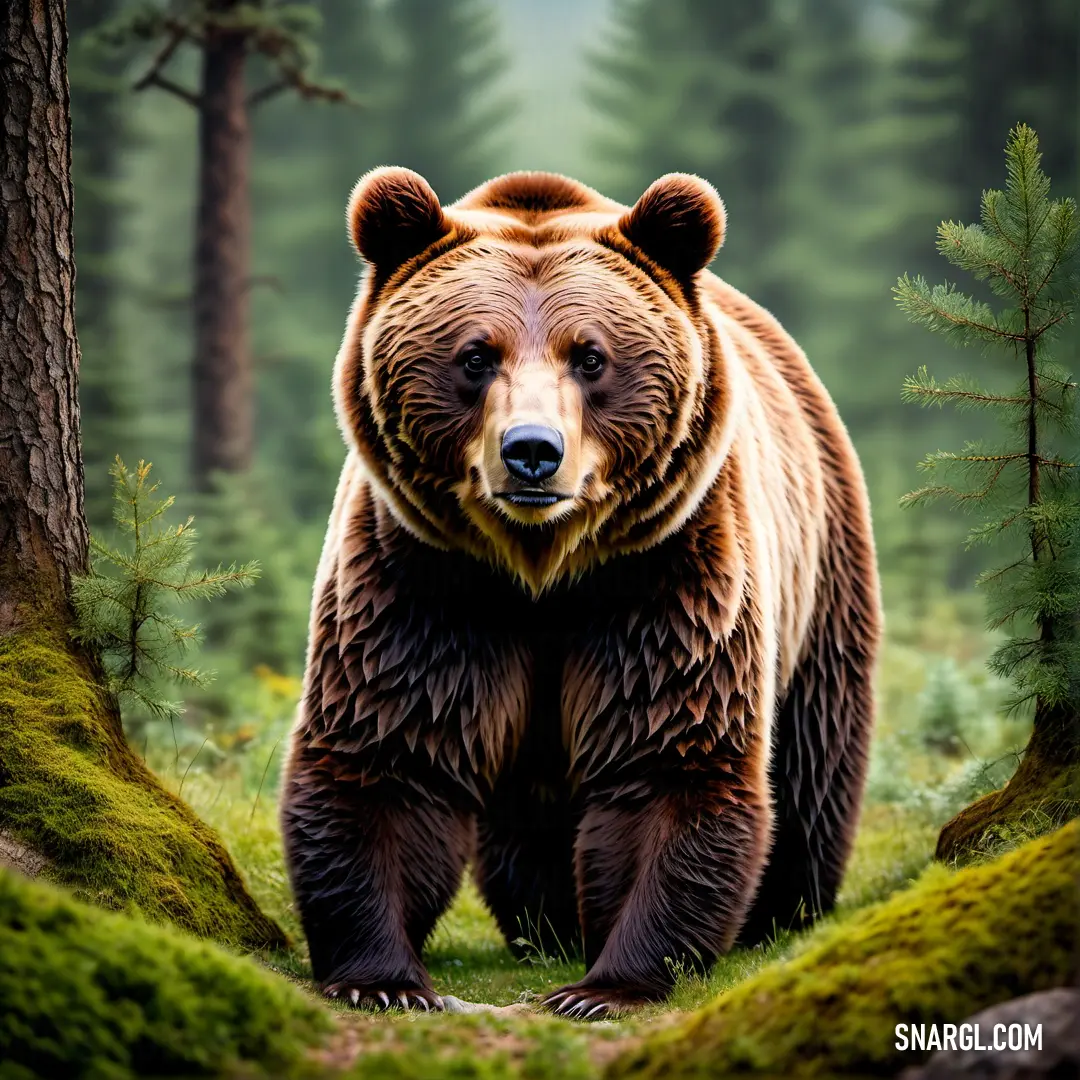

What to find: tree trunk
left=192, top=9, right=253, bottom=489
left=937, top=699, right=1080, bottom=861
left=0, top=0, right=89, bottom=636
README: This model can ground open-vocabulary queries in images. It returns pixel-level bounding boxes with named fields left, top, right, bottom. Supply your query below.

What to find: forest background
left=67, top=0, right=1077, bottom=983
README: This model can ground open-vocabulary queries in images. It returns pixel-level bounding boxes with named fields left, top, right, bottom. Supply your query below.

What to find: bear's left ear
left=617, top=174, right=726, bottom=285
left=348, top=166, right=454, bottom=274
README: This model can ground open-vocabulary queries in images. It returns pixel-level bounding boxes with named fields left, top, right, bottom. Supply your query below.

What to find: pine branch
left=894, top=275, right=1025, bottom=343
left=901, top=367, right=1029, bottom=409
left=247, top=69, right=352, bottom=109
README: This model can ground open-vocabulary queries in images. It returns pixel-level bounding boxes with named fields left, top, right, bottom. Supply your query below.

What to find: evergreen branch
left=943, top=452, right=1025, bottom=463
left=247, top=70, right=352, bottom=109
left=901, top=455, right=1012, bottom=506
left=938, top=218, right=1021, bottom=294
left=1032, top=309, right=1072, bottom=339
left=983, top=188, right=1054, bottom=269
left=975, top=557, right=1030, bottom=587
left=894, top=275, right=1025, bottom=341
left=1030, top=206, right=1076, bottom=299
left=246, top=81, right=288, bottom=107
left=983, top=194, right=1023, bottom=261
left=901, top=367, right=1028, bottom=408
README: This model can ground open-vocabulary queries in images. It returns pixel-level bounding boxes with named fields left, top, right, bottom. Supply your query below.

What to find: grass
left=7, top=768, right=1069, bottom=1079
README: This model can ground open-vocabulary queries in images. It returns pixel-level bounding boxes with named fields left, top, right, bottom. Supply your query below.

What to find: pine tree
left=112, top=0, right=348, bottom=490
left=72, top=459, right=259, bottom=724
left=897, top=125, right=1080, bottom=858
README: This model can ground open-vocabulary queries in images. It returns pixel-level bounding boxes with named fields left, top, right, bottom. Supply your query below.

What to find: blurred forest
left=68, top=0, right=1078, bottom=814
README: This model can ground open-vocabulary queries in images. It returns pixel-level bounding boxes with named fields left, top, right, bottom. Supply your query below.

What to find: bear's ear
left=348, top=166, right=453, bottom=273
left=617, top=174, right=725, bottom=284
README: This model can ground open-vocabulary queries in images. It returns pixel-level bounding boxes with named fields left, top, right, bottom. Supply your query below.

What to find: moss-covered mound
left=0, top=632, right=284, bottom=948
left=610, top=821, right=1080, bottom=1079
left=0, top=868, right=329, bottom=1079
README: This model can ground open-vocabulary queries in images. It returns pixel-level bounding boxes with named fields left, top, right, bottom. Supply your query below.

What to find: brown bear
left=282, top=167, right=881, bottom=1018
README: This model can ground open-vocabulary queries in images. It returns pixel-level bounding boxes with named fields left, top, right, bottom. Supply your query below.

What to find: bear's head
left=336, top=167, right=740, bottom=595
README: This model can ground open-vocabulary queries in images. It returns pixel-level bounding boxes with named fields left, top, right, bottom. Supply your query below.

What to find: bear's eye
left=458, top=344, right=495, bottom=379
left=573, top=346, right=606, bottom=380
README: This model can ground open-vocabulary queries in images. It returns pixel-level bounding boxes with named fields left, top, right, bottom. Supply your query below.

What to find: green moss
left=0, top=632, right=284, bottom=948
left=609, top=821, right=1080, bottom=1079
left=0, top=868, right=330, bottom=1079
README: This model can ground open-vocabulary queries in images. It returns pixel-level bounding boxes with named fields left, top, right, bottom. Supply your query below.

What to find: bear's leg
left=474, top=767, right=581, bottom=960
left=282, top=749, right=473, bottom=1010
left=736, top=560, right=878, bottom=946
left=474, top=639, right=581, bottom=959
left=543, top=755, right=770, bottom=1019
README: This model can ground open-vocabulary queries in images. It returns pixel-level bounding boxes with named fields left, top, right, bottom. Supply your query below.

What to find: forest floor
left=173, top=766, right=941, bottom=1077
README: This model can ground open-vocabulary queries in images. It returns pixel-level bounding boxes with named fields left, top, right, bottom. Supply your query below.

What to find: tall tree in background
left=122, top=0, right=346, bottom=489
left=897, top=126, right=1080, bottom=858
left=381, top=0, right=512, bottom=201
left=770, top=0, right=904, bottom=422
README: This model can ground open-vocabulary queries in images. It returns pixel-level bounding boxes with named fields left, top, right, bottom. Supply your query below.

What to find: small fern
left=72, top=457, right=260, bottom=721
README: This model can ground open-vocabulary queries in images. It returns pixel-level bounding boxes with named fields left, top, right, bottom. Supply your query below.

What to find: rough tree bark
left=192, top=6, right=253, bottom=487
left=0, top=0, right=284, bottom=949
left=0, top=0, right=89, bottom=636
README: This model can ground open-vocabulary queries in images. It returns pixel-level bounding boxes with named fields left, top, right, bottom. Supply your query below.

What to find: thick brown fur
left=282, top=167, right=882, bottom=1018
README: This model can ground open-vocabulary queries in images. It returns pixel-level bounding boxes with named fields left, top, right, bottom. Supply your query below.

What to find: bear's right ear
left=348, top=167, right=453, bottom=274
left=617, top=173, right=725, bottom=286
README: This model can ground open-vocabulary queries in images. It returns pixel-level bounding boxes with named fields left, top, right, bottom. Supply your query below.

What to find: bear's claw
left=323, top=984, right=443, bottom=1012
left=541, top=986, right=649, bottom=1020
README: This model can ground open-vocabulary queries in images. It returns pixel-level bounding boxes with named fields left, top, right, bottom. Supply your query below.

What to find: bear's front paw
left=324, top=984, right=444, bottom=1012
left=541, top=983, right=654, bottom=1020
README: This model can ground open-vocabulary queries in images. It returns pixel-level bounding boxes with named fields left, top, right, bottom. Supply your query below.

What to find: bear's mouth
left=496, top=490, right=570, bottom=508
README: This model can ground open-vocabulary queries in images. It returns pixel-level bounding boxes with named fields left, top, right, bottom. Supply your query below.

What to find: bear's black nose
left=501, top=424, right=564, bottom=483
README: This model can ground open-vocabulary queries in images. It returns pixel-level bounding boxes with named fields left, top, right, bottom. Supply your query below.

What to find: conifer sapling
left=72, top=458, right=260, bottom=721
left=896, top=124, right=1079, bottom=856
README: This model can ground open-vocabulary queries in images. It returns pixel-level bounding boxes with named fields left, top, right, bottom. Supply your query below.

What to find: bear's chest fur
left=299, top=478, right=772, bottom=796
